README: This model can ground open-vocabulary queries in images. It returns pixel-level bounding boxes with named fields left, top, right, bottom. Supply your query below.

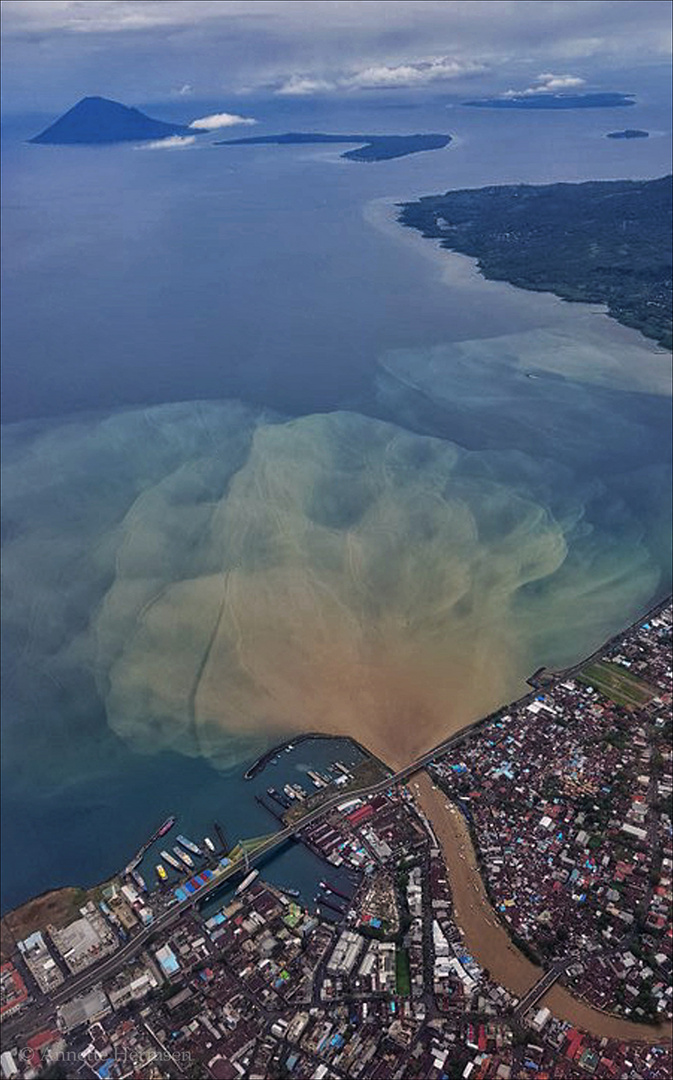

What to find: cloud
left=139, top=134, right=197, bottom=149
left=175, top=82, right=193, bottom=96
left=0, top=1, right=226, bottom=36
left=503, top=72, right=587, bottom=98
left=344, top=56, right=485, bottom=90
left=188, top=111, right=257, bottom=129
left=1, top=2, right=670, bottom=114
left=537, top=72, right=586, bottom=91
left=275, top=55, right=485, bottom=96
left=275, top=76, right=337, bottom=97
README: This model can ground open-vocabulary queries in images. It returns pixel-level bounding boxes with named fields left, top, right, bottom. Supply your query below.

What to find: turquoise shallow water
left=1, top=94, right=671, bottom=912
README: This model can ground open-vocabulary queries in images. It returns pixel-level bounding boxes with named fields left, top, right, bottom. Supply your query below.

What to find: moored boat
left=174, top=846, right=194, bottom=869
left=161, top=849, right=183, bottom=871
left=235, top=869, right=259, bottom=896
left=177, top=834, right=202, bottom=856
left=158, top=816, right=176, bottom=837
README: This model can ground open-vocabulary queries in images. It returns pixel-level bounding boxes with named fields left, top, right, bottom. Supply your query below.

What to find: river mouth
left=2, top=109, right=672, bottom=914
left=3, top=398, right=668, bottom=775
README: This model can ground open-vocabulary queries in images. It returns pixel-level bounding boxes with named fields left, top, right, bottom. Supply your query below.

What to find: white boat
left=235, top=869, right=259, bottom=896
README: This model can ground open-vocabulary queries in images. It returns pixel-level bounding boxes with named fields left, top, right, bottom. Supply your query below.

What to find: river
left=412, top=772, right=671, bottom=1044
left=2, top=90, right=671, bottom=919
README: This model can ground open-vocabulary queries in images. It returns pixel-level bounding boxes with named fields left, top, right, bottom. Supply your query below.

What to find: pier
left=124, top=816, right=175, bottom=875
left=213, top=821, right=229, bottom=855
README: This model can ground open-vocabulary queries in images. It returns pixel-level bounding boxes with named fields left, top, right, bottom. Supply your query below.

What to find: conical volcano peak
left=30, top=96, right=191, bottom=145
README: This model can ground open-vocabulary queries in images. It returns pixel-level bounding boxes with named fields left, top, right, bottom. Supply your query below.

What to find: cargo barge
left=214, top=822, right=229, bottom=853
left=256, top=795, right=284, bottom=821
left=316, top=894, right=347, bottom=915
left=131, top=870, right=148, bottom=893
left=320, top=880, right=353, bottom=902
left=268, top=787, right=291, bottom=808
left=235, top=869, right=259, bottom=896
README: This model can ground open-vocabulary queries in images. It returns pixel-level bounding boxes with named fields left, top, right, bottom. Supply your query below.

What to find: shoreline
left=393, top=177, right=672, bottom=354
left=243, top=732, right=391, bottom=781
left=363, top=194, right=672, bottom=397
left=3, top=592, right=671, bottom=1044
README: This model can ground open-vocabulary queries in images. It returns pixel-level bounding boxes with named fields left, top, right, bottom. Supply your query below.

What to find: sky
left=1, top=0, right=671, bottom=115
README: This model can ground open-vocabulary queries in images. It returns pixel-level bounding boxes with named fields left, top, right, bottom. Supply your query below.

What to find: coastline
left=363, top=195, right=672, bottom=398
left=3, top=592, right=671, bottom=1043
left=393, top=177, right=672, bottom=353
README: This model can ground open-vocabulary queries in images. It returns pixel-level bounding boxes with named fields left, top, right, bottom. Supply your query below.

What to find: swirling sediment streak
left=1, top=399, right=665, bottom=772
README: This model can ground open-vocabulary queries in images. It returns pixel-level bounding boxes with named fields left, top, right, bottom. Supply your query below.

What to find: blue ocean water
left=1, top=89, right=671, bottom=912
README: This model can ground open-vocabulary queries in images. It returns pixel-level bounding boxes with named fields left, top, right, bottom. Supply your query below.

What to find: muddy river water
left=412, top=772, right=671, bottom=1044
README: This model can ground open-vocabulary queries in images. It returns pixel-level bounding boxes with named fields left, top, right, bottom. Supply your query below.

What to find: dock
left=213, top=821, right=229, bottom=855
left=124, top=816, right=176, bottom=875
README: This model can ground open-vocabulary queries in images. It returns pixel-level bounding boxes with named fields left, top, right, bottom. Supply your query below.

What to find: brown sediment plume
left=2, top=401, right=661, bottom=775
left=96, top=409, right=661, bottom=771
left=102, top=412, right=569, bottom=767
left=413, top=772, right=672, bottom=1044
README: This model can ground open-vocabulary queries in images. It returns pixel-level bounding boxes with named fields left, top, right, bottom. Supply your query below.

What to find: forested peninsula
left=217, top=132, right=451, bottom=161
left=399, top=176, right=672, bottom=349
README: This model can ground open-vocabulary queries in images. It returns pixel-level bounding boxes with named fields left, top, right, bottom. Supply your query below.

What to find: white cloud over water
left=2, top=1, right=669, bottom=112
left=345, top=57, right=486, bottom=90
left=188, top=111, right=257, bottom=130
left=275, top=76, right=338, bottom=97
left=503, top=72, right=587, bottom=98
left=139, top=134, right=196, bottom=149
left=275, top=56, right=485, bottom=95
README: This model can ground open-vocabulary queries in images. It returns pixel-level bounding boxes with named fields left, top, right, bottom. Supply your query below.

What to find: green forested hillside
left=399, top=176, right=672, bottom=349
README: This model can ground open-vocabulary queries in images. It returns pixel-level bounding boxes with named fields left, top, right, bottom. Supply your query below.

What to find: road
left=28, top=593, right=673, bottom=1014
left=49, top=719, right=491, bottom=1008
left=514, top=968, right=563, bottom=1019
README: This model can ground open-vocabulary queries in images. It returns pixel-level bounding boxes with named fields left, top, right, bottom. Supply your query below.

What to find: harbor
left=109, top=737, right=374, bottom=915
left=243, top=732, right=385, bottom=781
left=123, top=815, right=176, bottom=875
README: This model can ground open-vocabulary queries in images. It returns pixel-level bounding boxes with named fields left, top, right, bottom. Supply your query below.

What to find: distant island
left=30, top=96, right=191, bottom=145
left=463, top=92, right=635, bottom=110
left=216, top=132, right=452, bottom=162
left=398, top=175, right=672, bottom=350
left=607, top=129, right=649, bottom=139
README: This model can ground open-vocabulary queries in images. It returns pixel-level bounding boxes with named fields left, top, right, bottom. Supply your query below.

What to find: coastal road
left=49, top=717, right=493, bottom=1007
left=43, top=593, right=672, bottom=1010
